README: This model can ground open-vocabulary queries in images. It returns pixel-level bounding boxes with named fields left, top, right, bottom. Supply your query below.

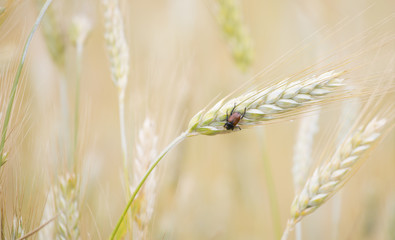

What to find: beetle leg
left=241, top=107, right=247, bottom=119
left=237, top=126, right=241, bottom=130
left=230, top=103, right=236, bottom=115
left=225, top=110, right=229, bottom=121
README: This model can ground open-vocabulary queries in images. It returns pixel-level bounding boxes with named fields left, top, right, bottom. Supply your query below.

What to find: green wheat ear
left=38, top=0, right=66, bottom=68
left=216, top=0, right=254, bottom=72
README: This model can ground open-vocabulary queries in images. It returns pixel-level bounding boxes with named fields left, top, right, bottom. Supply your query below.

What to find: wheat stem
left=261, top=144, right=282, bottom=240
left=72, top=40, right=83, bottom=171
left=72, top=12, right=91, bottom=159
left=0, top=0, right=53, bottom=167
left=69, top=15, right=91, bottom=170
left=118, top=90, right=129, bottom=192
left=110, top=131, right=189, bottom=240
left=281, top=223, right=291, bottom=240
left=18, top=215, right=57, bottom=240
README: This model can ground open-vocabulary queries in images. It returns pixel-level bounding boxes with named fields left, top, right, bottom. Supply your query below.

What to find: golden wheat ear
left=131, top=118, right=158, bottom=239
left=188, top=70, right=344, bottom=135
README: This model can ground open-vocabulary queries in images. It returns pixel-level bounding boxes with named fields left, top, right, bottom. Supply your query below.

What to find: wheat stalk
left=188, top=70, right=344, bottom=135
left=69, top=15, right=91, bottom=166
left=102, top=0, right=131, bottom=195
left=284, top=117, right=389, bottom=235
left=132, top=118, right=158, bottom=240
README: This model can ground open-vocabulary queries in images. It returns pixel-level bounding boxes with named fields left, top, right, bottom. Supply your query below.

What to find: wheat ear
left=54, top=173, right=80, bottom=240
left=102, top=0, right=131, bottom=193
left=11, top=216, right=24, bottom=239
left=215, top=0, right=254, bottom=71
left=39, top=0, right=66, bottom=68
left=292, top=110, right=320, bottom=193
left=102, top=0, right=129, bottom=90
left=284, top=117, right=389, bottom=234
left=132, top=118, right=158, bottom=240
left=188, top=70, right=344, bottom=135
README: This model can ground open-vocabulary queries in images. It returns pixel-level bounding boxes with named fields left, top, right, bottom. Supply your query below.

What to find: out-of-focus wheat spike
left=292, top=110, right=320, bottom=193
left=39, top=0, right=65, bottom=68
left=188, top=70, right=344, bottom=136
left=102, top=0, right=129, bottom=91
left=0, top=0, right=13, bottom=27
left=132, top=118, right=158, bottom=240
left=215, top=0, right=253, bottom=72
left=11, top=216, right=24, bottom=239
left=54, top=173, right=80, bottom=240
left=287, top=117, right=389, bottom=228
left=69, top=15, right=92, bottom=52
left=38, top=188, right=55, bottom=240
left=102, top=0, right=130, bottom=195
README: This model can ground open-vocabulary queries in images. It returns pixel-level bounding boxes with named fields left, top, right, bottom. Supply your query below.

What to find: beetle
left=224, top=104, right=246, bottom=130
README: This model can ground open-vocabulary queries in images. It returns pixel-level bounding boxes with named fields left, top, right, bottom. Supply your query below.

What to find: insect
left=224, top=104, right=246, bottom=130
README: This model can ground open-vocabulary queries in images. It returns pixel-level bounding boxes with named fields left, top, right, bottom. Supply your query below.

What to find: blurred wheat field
left=0, top=0, right=395, bottom=239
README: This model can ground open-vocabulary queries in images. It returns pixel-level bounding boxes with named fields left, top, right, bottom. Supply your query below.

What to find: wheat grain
left=132, top=118, right=158, bottom=240
left=188, top=70, right=344, bottom=136
left=287, top=117, right=388, bottom=228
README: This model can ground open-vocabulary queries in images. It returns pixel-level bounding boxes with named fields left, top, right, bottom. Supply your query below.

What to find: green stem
left=281, top=223, right=291, bottom=240
left=109, top=131, right=189, bottom=240
left=118, top=89, right=130, bottom=195
left=0, top=0, right=53, bottom=166
left=262, top=144, right=282, bottom=240
left=73, top=44, right=82, bottom=171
